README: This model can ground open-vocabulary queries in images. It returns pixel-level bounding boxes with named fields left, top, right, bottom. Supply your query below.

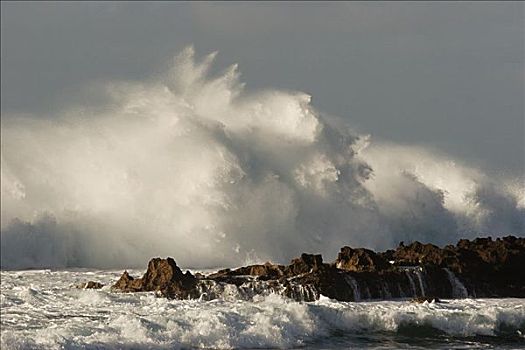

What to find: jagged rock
left=207, top=262, right=286, bottom=282
left=110, top=236, right=525, bottom=302
left=112, top=271, right=144, bottom=292
left=75, top=281, right=104, bottom=289
left=393, top=241, right=458, bottom=267
left=207, top=268, right=231, bottom=279
left=159, top=270, right=198, bottom=299
left=380, top=249, right=396, bottom=263
left=206, top=268, right=252, bottom=286
left=392, top=235, right=525, bottom=298
left=410, top=296, right=441, bottom=303
left=232, top=262, right=286, bottom=280
left=336, top=247, right=390, bottom=272
left=453, top=236, right=525, bottom=297
left=112, top=257, right=198, bottom=299
left=286, top=253, right=324, bottom=276
left=141, top=257, right=185, bottom=290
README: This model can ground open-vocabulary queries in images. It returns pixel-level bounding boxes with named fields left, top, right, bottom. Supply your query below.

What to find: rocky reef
left=111, top=236, right=525, bottom=302
left=75, top=281, right=104, bottom=289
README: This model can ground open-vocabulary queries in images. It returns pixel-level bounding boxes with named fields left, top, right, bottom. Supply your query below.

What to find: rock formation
left=75, top=281, right=104, bottom=289
left=112, top=257, right=198, bottom=298
left=336, top=247, right=390, bottom=272
left=111, top=236, right=525, bottom=302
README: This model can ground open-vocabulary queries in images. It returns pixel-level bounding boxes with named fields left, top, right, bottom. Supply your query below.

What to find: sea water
left=1, top=269, right=524, bottom=349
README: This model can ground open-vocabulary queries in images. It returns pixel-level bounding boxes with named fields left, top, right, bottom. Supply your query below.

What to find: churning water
left=1, top=47, right=524, bottom=349
left=1, top=269, right=524, bottom=349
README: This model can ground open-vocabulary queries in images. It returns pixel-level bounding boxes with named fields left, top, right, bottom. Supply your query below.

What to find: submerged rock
left=410, top=296, right=441, bottom=303
left=75, top=281, right=104, bottom=289
left=111, top=236, right=525, bottom=302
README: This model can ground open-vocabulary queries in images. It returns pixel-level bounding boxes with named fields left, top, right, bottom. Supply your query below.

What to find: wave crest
left=1, top=47, right=523, bottom=269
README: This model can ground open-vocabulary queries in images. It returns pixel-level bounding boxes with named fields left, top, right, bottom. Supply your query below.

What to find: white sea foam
left=1, top=270, right=524, bottom=349
left=1, top=47, right=524, bottom=269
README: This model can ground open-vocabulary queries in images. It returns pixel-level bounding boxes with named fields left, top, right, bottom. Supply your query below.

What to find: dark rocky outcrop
left=234, top=262, right=286, bottom=279
left=336, top=247, right=390, bottom=272
left=111, top=235, right=525, bottom=302
left=392, top=236, right=525, bottom=298
left=410, top=296, right=441, bottom=303
left=112, top=257, right=198, bottom=299
left=207, top=261, right=286, bottom=282
left=393, top=241, right=456, bottom=267
left=75, top=281, right=104, bottom=289
left=113, top=271, right=143, bottom=292
left=286, top=253, right=324, bottom=276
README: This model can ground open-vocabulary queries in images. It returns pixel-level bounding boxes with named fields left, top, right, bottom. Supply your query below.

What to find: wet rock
left=410, top=296, right=441, bottom=303
left=76, top=281, right=104, bottom=289
left=453, top=236, right=525, bottom=297
left=206, top=268, right=231, bottom=279
left=207, top=262, right=286, bottom=282
left=392, top=235, right=525, bottom=298
left=159, top=270, right=198, bottom=299
left=232, top=262, right=286, bottom=280
left=336, top=247, right=390, bottom=272
left=141, top=257, right=186, bottom=291
left=110, top=236, right=525, bottom=302
left=286, top=253, right=324, bottom=276
left=288, top=265, right=353, bottom=301
left=392, top=241, right=458, bottom=267
left=112, top=271, right=142, bottom=292
left=112, top=257, right=198, bottom=299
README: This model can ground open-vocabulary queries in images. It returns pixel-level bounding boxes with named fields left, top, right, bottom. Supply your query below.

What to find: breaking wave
left=1, top=270, right=524, bottom=349
left=1, top=47, right=524, bottom=269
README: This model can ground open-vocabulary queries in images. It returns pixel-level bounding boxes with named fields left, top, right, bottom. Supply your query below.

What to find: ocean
left=1, top=269, right=524, bottom=349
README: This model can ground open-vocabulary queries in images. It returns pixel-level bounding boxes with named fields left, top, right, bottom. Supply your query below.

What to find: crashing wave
left=1, top=47, right=524, bottom=269
left=1, top=268, right=524, bottom=349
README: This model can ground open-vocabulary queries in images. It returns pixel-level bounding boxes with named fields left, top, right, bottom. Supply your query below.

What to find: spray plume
left=1, top=47, right=523, bottom=269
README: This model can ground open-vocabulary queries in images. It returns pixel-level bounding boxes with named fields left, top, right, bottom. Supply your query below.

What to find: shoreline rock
left=112, top=257, right=198, bottom=299
left=111, top=235, right=525, bottom=302
left=75, top=281, right=104, bottom=289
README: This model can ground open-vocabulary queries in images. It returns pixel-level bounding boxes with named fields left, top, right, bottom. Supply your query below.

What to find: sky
left=2, top=1, right=524, bottom=177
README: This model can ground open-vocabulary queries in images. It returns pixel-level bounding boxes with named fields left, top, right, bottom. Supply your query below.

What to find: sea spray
left=1, top=47, right=524, bottom=269
left=444, top=268, right=469, bottom=298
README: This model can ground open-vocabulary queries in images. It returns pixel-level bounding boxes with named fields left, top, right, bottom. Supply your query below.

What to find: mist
left=1, top=48, right=524, bottom=269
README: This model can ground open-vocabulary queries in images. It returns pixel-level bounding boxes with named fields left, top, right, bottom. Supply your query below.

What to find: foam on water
left=1, top=270, right=524, bottom=349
